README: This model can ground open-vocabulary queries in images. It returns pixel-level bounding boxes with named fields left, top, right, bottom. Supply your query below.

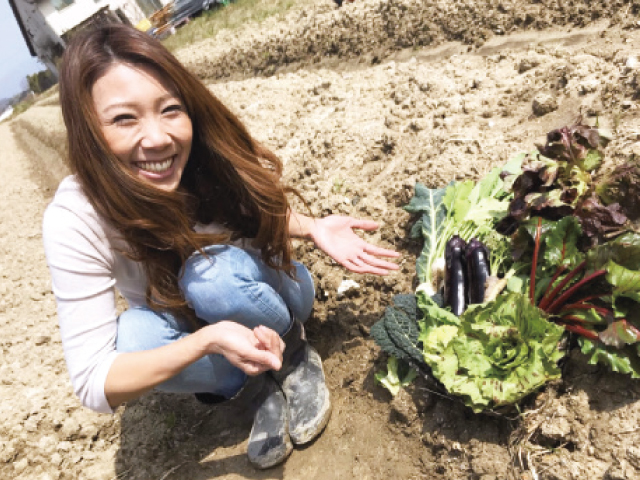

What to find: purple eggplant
left=445, top=235, right=467, bottom=316
left=466, top=238, right=490, bottom=305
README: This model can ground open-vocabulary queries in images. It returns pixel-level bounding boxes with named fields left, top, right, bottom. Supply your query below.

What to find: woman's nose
left=139, top=118, right=172, bottom=149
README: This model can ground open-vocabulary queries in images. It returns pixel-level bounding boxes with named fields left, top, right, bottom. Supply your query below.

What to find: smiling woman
left=43, top=23, right=399, bottom=470
left=92, top=64, right=193, bottom=191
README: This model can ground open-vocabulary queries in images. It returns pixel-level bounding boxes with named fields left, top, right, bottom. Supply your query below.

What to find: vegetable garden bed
left=373, top=120, right=640, bottom=413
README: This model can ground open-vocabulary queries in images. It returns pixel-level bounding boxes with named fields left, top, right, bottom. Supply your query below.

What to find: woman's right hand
left=203, top=321, right=285, bottom=376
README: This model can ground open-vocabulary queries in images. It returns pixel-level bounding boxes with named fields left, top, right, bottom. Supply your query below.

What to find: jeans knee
left=116, top=307, right=185, bottom=353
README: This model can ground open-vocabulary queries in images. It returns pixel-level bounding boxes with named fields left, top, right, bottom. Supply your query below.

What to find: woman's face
left=92, top=63, right=193, bottom=192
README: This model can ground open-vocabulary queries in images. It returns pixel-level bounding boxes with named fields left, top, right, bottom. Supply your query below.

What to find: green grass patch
left=162, top=0, right=305, bottom=52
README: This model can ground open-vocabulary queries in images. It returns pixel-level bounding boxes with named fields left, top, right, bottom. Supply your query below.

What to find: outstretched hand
left=310, top=215, right=400, bottom=275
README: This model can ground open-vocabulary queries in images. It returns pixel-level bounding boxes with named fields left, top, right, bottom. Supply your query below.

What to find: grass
left=10, top=98, right=36, bottom=119
left=162, top=0, right=305, bottom=52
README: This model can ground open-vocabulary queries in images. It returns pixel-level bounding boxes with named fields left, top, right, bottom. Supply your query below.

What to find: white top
left=42, top=175, right=230, bottom=413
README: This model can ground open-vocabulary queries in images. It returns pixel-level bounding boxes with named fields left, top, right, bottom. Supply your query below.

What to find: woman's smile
left=134, top=156, right=176, bottom=174
left=92, top=63, right=193, bottom=192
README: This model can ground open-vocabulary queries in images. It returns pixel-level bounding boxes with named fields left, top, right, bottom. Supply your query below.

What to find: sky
left=0, top=1, right=46, bottom=100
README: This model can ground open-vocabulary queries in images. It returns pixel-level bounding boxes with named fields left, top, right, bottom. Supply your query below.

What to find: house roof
left=8, top=0, right=37, bottom=57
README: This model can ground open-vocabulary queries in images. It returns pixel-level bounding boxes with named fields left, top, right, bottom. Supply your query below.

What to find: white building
left=38, top=0, right=154, bottom=37
left=11, top=0, right=170, bottom=80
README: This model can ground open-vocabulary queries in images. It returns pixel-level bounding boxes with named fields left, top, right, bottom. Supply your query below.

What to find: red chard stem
left=572, top=294, right=610, bottom=304
left=530, top=217, right=542, bottom=305
left=539, top=264, right=568, bottom=309
left=538, top=260, right=587, bottom=311
left=559, top=322, right=600, bottom=341
left=547, top=269, right=607, bottom=314
left=561, top=303, right=612, bottom=317
left=561, top=314, right=590, bottom=324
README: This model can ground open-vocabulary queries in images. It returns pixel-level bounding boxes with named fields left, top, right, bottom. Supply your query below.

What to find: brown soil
left=3, top=0, right=640, bottom=479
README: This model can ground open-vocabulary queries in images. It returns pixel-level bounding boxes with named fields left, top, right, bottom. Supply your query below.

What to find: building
left=9, top=0, right=65, bottom=78
left=37, top=0, right=158, bottom=40
left=10, top=0, right=170, bottom=78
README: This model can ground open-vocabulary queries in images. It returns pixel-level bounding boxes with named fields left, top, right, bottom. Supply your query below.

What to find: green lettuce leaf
left=416, top=285, right=460, bottom=330
left=420, top=292, right=565, bottom=412
left=374, top=356, right=418, bottom=396
left=579, top=337, right=640, bottom=378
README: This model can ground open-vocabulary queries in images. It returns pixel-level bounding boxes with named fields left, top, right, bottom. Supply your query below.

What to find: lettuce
left=419, top=292, right=565, bottom=412
left=374, top=356, right=418, bottom=396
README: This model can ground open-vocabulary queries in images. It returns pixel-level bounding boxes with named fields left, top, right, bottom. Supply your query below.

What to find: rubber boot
left=271, top=319, right=332, bottom=445
left=242, top=374, right=293, bottom=469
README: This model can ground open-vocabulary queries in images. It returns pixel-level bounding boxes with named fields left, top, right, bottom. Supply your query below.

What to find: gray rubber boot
left=235, top=374, right=293, bottom=469
left=271, top=319, right=332, bottom=445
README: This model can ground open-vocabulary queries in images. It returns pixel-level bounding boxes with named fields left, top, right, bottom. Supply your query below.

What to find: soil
left=2, top=0, right=640, bottom=479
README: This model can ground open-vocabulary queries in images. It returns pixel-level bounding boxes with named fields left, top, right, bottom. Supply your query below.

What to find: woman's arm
left=105, top=322, right=284, bottom=408
left=288, top=210, right=316, bottom=239
left=288, top=210, right=400, bottom=275
left=44, top=181, right=284, bottom=412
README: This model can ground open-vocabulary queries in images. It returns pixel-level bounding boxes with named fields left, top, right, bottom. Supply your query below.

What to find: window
left=51, top=0, right=74, bottom=11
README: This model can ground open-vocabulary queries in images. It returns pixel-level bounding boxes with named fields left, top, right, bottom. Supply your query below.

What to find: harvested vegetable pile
left=372, top=120, right=640, bottom=412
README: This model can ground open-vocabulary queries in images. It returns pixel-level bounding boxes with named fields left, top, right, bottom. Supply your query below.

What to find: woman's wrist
left=288, top=211, right=317, bottom=240
left=193, top=323, right=222, bottom=357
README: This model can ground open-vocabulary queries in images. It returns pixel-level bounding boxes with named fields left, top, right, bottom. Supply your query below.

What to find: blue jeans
left=115, top=245, right=315, bottom=398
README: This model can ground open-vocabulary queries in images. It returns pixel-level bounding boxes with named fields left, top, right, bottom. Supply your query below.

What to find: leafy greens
left=372, top=119, right=640, bottom=411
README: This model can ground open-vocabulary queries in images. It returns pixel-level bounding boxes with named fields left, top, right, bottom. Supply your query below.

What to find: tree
left=26, top=69, right=57, bottom=94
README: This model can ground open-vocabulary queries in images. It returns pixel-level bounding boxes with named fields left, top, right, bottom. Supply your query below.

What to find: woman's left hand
left=310, top=215, right=400, bottom=275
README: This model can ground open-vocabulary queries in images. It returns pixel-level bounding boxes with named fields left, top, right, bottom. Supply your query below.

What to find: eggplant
left=444, top=235, right=467, bottom=316
left=466, top=238, right=490, bottom=305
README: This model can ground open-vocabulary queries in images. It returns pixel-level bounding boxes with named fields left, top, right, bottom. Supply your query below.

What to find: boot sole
left=289, top=388, right=332, bottom=445
left=248, top=434, right=293, bottom=469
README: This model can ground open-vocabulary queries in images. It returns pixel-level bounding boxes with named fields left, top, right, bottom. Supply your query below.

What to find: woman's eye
left=163, top=104, right=184, bottom=114
left=113, top=114, right=136, bottom=125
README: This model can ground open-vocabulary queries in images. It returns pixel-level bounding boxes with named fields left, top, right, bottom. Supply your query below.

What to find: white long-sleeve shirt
left=43, top=176, right=149, bottom=413
left=42, top=175, right=231, bottom=413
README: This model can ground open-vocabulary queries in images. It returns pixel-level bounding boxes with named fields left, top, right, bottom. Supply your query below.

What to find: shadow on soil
left=114, top=392, right=285, bottom=480
left=561, top=350, right=640, bottom=412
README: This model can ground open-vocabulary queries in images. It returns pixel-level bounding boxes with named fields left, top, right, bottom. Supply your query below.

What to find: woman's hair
left=59, top=23, right=296, bottom=328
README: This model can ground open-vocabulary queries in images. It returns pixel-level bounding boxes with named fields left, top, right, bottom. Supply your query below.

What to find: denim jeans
left=115, top=245, right=315, bottom=398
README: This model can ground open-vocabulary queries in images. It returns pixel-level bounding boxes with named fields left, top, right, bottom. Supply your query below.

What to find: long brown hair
left=59, top=23, right=296, bottom=328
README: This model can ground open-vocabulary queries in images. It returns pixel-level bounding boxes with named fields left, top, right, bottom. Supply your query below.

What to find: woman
left=43, top=23, right=399, bottom=469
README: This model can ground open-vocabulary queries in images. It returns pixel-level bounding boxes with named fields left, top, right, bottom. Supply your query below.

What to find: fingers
left=238, top=348, right=282, bottom=374
left=254, top=325, right=285, bottom=357
left=348, top=219, right=380, bottom=231
left=341, top=246, right=401, bottom=274
left=348, top=256, right=398, bottom=276
left=358, top=251, right=400, bottom=271
left=363, top=243, right=401, bottom=258
left=214, top=322, right=284, bottom=374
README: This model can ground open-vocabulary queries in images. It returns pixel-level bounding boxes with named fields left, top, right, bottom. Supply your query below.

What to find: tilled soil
left=2, top=0, right=640, bottom=479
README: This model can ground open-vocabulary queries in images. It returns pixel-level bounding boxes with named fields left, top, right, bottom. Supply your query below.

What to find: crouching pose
left=43, top=24, right=399, bottom=468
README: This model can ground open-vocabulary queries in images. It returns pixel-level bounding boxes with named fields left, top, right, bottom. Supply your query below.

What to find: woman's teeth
left=138, top=158, right=173, bottom=173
